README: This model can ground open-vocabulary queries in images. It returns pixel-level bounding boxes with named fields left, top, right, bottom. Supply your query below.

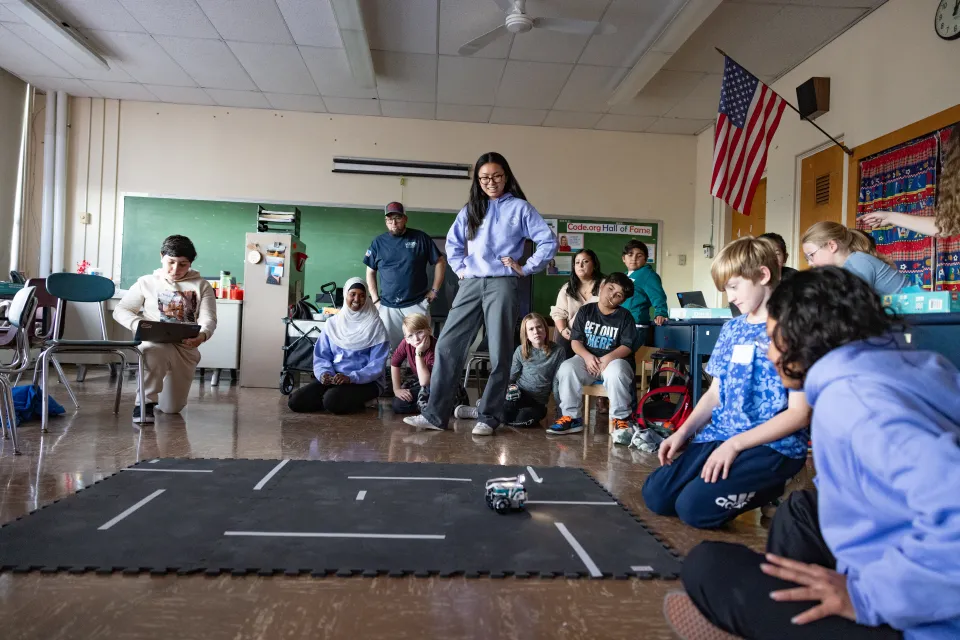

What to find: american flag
left=711, top=57, right=786, bottom=215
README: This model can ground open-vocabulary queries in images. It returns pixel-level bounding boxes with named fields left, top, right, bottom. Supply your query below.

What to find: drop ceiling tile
left=205, top=88, right=271, bottom=108
left=195, top=0, right=293, bottom=44
left=645, top=117, right=714, bottom=135
left=372, top=51, right=436, bottom=103
left=495, top=60, right=572, bottom=110
left=579, top=0, right=682, bottom=67
left=323, top=96, right=381, bottom=116
left=362, top=0, right=438, bottom=55
left=553, top=64, right=622, bottom=113
left=85, top=30, right=196, bottom=86
left=300, top=46, right=377, bottom=99
left=228, top=42, right=317, bottom=95
left=51, top=0, right=146, bottom=33
left=0, top=5, right=23, bottom=22
left=734, top=6, right=866, bottom=78
left=542, top=110, right=602, bottom=129
left=20, top=76, right=100, bottom=97
left=436, top=103, right=491, bottom=123
left=594, top=114, right=656, bottom=132
left=438, top=0, right=512, bottom=59
left=379, top=100, right=435, bottom=120
left=664, top=73, right=721, bottom=120
left=0, top=25, right=70, bottom=77
left=662, top=3, right=782, bottom=75
left=437, top=55, right=504, bottom=106
left=608, top=95, right=679, bottom=117
left=728, top=0, right=881, bottom=7
left=639, top=69, right=706, bottom=99
left=82, top=80, right=158, bottom=101
left=489, top=107, right=548, bottom=126
left=265, top=92, right=327, bottom=112
left=145, top=84, right=216, bottom=105
left=276, top=0, right=342, bottom=48
left=118, top=0, right=220, bottom=39
left=155, top=36, right=255, bottom=90
left=2, top=22, right=132, bottom=81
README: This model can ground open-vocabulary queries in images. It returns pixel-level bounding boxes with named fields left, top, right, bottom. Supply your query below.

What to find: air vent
left=815, top=174, right=830, bottom=205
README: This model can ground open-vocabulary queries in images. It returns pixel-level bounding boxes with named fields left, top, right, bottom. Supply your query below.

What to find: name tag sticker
left=731, top=344, right=754, bottom=364
left=334, top=353, right=343, bottom=363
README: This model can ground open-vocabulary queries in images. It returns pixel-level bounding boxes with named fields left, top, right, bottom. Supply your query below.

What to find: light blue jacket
left=313, top=332, right=389, bottom=391
left=805, top=340, right=960, bottom=638
left=446, top=194, right=557, bottom=278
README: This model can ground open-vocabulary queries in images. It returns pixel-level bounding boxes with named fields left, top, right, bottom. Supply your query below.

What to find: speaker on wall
left=796, top=77, right=830, bottom=121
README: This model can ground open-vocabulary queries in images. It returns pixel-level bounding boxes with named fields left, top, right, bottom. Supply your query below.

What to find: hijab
left=323, top=277, right=388, bottom=351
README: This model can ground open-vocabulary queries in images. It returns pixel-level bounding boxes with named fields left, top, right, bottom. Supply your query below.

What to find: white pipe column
left=39, top=90, right=56, bottom=277
left=51, top=90, right=68, bottom=274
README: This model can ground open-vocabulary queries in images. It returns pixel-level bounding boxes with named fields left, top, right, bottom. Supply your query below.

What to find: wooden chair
left=582, top=382, right=616, bottom=433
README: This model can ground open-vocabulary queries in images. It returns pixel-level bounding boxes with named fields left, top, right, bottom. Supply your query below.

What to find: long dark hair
left=767, top=267, right=900, bottom=385
left=567, top=249, right=603, bottom=302
left=466, top=152, right=527, bottom=240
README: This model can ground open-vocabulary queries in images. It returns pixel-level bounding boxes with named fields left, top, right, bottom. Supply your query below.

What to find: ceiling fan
left=458, top=0, right=617, bottom=56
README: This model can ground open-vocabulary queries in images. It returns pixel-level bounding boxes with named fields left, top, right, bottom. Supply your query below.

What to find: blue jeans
left=642, top=440, right=805, bottom=529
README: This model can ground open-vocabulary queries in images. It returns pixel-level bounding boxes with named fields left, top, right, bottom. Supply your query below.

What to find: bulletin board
left=531, top=218, right=661, bottom=319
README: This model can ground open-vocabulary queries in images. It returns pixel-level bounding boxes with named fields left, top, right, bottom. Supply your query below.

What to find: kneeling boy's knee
left=675, top=495, right=725, bottom=530
left=641, top=474, right=674, bottom=516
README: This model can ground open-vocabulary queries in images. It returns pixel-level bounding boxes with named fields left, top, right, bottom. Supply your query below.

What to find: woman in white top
left=550, top=249, right=602, bottom=359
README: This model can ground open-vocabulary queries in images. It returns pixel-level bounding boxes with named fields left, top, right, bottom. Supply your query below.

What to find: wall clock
left=936, top=0, right=960, bottom=40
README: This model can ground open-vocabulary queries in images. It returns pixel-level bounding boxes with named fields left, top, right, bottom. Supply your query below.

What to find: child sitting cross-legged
left=641, top=236, right=811, bottom=530
left=457, top=312, right=564, bottom=427
left=548, top=272, right=638, bottom=436
left=390, top=314, right=434, bottom=415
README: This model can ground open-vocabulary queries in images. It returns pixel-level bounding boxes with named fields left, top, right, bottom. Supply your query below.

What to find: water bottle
left=219, top=271, right=230, bottom=298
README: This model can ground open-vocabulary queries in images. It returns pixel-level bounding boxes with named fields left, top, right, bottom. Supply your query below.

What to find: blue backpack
left=11, top=384, right=65, bottom=425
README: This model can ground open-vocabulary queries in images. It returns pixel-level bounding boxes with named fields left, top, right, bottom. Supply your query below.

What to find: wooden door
left=731, top=179, right=766, bottom=240
left=799, top=145, right=844, bottom=267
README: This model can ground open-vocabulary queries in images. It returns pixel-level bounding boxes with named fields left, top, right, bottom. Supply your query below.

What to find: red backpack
left=634, top=363, right=693, bottom=433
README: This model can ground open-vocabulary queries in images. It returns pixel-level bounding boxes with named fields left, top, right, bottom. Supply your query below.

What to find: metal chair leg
left=76, top=364, right=87, bottom=382
left=52, top=357, right=80, bottom=408
left=113, top=351, right=127, bottom=414
left=135, top=349, right=146, bottom=425
left=1, top=378, right=20, bottom=454
left=40, top=350, right=50, bottom=433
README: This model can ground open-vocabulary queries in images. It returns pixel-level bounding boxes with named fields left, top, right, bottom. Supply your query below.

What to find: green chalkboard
left=530, top=219, right=660, bottom=320
left=120, top=197, right=456, bottom=292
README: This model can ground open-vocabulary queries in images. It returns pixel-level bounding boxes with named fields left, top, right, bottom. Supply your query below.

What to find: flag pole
left=714, top=47, right=854, bottom=156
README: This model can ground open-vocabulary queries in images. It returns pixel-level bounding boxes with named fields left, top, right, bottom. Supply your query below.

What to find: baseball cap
left=384, top=202, right=405, bottom=216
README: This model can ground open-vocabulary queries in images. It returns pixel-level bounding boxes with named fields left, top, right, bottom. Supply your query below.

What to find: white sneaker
left=403, top=414, right=445, bottom=431
left=472, top=421, right=494, bottom=436
left=454, top=404, right=479, bottom=419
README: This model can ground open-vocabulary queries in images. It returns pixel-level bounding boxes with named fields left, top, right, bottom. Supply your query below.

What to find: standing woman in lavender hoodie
left=404, top=152, right=557, bottom=435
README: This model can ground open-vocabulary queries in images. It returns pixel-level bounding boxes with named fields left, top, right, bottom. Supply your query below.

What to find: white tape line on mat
left=98, top=489, right=166, bottom=530
left=347, top=476, right=472, bottom=482
left=356, top=491, right=367, bottom=501
left=527, top=501, right=617, bottom=506
left=123, top=468, right=213, bottom=473
left=253, top=459, right=290, bottom=491
left=555, top=522, right=602, bottom=577
left=224, top=531, right=445, bottom=540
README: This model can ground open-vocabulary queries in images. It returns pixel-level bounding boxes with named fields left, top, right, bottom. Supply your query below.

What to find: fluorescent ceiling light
left=330, top=0, right=375, bottom=89
left=607, top=0, right=722, bottom=107
left=333, top=157, right=471, bottom=180
left=8, top=0, right=109, bottom=70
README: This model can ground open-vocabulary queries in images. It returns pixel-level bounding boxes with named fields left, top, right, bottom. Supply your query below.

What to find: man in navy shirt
left=364, top=202, right=446, bottom=348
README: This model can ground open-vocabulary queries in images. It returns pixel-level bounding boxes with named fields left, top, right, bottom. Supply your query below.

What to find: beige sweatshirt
left=549, top=282, right=598, bottom=327
left=113, top=268, right=218, bottom=341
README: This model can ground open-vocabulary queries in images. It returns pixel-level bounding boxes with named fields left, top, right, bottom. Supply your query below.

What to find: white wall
left=0, top=69, right=26, bottom=273
left=692, top=0, right=960, bottom=300
left=44, top=100, right=698, bottom=301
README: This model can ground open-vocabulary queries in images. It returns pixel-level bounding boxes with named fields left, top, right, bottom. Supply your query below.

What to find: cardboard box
left=882, top=290, right=960, bottom=314
left=668, top=307, right=733, bottom=320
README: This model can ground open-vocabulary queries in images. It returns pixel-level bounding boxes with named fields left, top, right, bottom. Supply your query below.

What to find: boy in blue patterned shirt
left=642, top=236, right=810, bottom=529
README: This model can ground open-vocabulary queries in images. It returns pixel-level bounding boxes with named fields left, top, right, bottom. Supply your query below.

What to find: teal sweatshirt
left=625, top=265, right=668, bottom=323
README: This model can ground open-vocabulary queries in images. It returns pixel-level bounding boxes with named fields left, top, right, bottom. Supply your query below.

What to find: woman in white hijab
left=288, top=277, right=390, bottom=414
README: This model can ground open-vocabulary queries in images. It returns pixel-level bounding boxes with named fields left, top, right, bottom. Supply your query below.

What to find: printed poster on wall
left=545, top=218, right=559, bottom=239
left=546, top=255, right=572, bottom=276
left=646, top=243, right=656, bottom=263
left=557, top=233, right=584, bottom=253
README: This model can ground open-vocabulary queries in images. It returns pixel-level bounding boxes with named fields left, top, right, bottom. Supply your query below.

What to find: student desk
left=653, top=318, right=729, bottom=401
left=900, top=313, right=960, bottom=369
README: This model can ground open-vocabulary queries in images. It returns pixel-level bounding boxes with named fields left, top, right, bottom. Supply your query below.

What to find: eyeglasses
left=478, top=174, right=505, bottom=185
left=804, top=246, right=823, bottom=262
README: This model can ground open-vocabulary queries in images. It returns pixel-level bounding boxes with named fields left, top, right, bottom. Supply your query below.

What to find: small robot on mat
left=485, top=475, right=527, bottom=514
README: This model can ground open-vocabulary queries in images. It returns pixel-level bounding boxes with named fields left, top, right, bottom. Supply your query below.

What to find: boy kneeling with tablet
left=665, top=267, right=960, bottom=640
left=114, top=235, right=217, bottom=423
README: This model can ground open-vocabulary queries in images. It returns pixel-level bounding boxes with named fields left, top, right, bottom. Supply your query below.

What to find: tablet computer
left=135, top=321, right=201, bottom=344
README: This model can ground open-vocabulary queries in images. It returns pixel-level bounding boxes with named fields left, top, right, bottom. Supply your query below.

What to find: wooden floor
left=0, top=369, right=797, bottom=640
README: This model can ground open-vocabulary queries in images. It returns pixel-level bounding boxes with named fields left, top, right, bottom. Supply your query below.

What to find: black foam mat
left=0, top=459, right=681, bottom=579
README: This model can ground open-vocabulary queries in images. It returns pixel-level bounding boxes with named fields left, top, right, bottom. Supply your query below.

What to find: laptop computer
left=676, top=291, right=708, bottom=308
left=135, top=321, right=201, bottom=344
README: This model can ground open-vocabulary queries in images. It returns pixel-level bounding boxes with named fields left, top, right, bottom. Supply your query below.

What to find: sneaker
left=662, top=591, right=738, bottom=640
left=546, top=415, right=583, bottom=435
left=611, top=417, right=632, bottom=431
left=454, top=404, right=479, bottom=420
left=472, top=421, right=494, bottom=436
left=133, top=403, right=156, bottom=424
left=403, top=414, right=445, bottom=431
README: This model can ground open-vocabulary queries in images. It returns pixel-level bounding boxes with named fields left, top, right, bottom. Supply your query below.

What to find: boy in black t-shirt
left=548, top=272, right=638, bottom=435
